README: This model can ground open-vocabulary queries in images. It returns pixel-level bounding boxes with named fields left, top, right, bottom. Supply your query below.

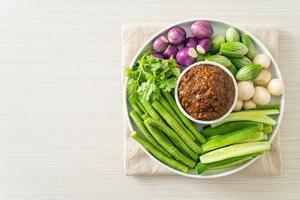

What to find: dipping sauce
left=178, top=64, right=235, bottom=121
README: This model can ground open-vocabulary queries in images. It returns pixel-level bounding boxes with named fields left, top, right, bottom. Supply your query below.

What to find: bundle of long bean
left=129, top=91, right=205, bottom=172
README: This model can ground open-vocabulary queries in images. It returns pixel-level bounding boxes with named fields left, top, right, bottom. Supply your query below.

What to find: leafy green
left=126, top=50, right=180, bottom=103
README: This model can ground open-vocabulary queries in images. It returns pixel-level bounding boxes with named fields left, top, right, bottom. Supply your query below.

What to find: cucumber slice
left=200, top=142, right=271, bottom=163
left=263, top=124, right=273, bottom=134
left=203, top=122, right=263, bottom=138
left=201, top=126, right=262, bottom=153
left=242, top=109, right=280, bottom=115
left=211, top=111, right=276, bottom=128
left=195, top=152, right=263, bottom=174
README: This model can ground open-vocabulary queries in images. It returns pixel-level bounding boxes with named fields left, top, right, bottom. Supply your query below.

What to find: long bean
left=144, top=122, right=196, bottom=168
left=131, top=103, right=143, bottom=116
left=131, top=131, right=189, bottom=172
left=142, top=100, right=164, bottom=123
left=145, top=118, right=198, bottom=160
left=152, top=101, right=202, bottom=154
left=162, top=91, right=206, bottom=144
left=158, top=95, right=196, bottom=141
left=141, top=113, right=150, bottom=120
left=137, top=102, right=147, bottom=114
left=129, top=111, right=171, bottom=157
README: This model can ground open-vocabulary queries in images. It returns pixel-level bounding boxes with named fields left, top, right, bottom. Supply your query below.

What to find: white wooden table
left=0, top=0, right=299, bottom=199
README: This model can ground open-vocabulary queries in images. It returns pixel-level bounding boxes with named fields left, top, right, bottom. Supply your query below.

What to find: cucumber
left=252, top=104, right=280, bottom=110
left=242, top=109, right=280, bottom=115
left=236, top=64, right=262, bottom=81
left=228, top=64, right=237, bottom=76
left=205, top=54, right=232, bottom=67
left=201, top=126, right=262, bottom=153
left=195, top=154, right=259, bottom=174
left=210, top=34, right=226, bottom=54
left=196, top=54, right=205, bottom=62
left=220, top=42, right=248, bottom=58
left=230, top=56, right=252, bottom=69
left=239, top=131, right=264, bottom=143
left=241, top=34, right=256, bottom=60
left=200, top=142, right=271, bottom=163
left=211, top=111, right=277, bottom=128
left=225, top=27, right=240, bottom=42
left=203, top=121, right=264, bottom=138
left=263, top=124, right=273, bottom=134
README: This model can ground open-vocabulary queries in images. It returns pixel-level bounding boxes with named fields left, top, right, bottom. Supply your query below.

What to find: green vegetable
left=239, top=131, right=264, bottom=143
left=145, top=118, right=198, bottom=160
left=137, top=102, right=147, bottom=114
left=230, top=56, right=252, bottom=69
left=228, top=64, right=237, bottom=76
left=195, top=153, right=259, bottom=174
left=158, top=95, right=196, bottom=141
left=241, top=34, right=256, bottom=60
left=211, top=111, right=277, bottom=128
left=131, top=131, right=189, bottom=172
left=220, top=42, right=248, bottom=58
left=201, top=126, right=262, bottom=153
left=144, top=122, right=196, bottom=168
left=141, top=113, right=150, bottom=120
left=152, top=101, right=202, bottom=154
left=263, top=124, right=273, bottom=134
left=236, top=64, right=262, bottom=81
left=203, top=121, right=264, bottom=138
left=142, top=100, right=164, bottom=123
left=200, top=142, right=271, bottom=163
left=205, top=54, right=232, bottom=67
left=252, top=104, right=280, bottom=110
left=131, top=103, right=144, bottom=116
left=196, top=54, right=205, bottom=61
left=243, top=109, right=280, bottom=115
left=225, top=27, right=240, bottom=42
left=126, top=51, right=180, bottom=103
left=162, top=92, right=206, bottom=144
left=263, top=134, right=268, bottom=140
left=210, top=34, right=226, bottom=54
left=129, top=111, right=171, bottom=157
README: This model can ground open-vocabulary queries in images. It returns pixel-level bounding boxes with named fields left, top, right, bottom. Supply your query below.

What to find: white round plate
left=123, top=18, right=285, bottom=178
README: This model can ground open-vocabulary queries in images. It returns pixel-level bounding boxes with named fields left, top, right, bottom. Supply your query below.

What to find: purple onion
left=167, top=26, right=186, bottom=45
left=152, top=36, right=169, bottom=52
left=163, top=45, right=179, bottom=58
left=191, top=20, right=213, bottom=39
left=196, top=38, right=212, bottom=54
left=184, top=37, right=198, bottom=48
left=176, top=47, right=197, bottom=67
left=151, top=52, right=165, bottom=59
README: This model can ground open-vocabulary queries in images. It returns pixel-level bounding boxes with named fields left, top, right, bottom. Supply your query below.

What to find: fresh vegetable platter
left=124, top=19, right=284, bottom=178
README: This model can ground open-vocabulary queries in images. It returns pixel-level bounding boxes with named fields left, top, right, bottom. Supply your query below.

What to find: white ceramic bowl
left=123, top=18, right=285, bottom=178
left=174, top=61, right=238, bottom=125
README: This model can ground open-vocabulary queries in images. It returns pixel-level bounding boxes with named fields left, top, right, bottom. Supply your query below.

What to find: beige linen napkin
left=122, top=24, right=282, bottom=176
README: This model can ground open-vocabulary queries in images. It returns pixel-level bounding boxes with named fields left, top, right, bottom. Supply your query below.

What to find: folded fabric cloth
left=122, top=23, right=282, bottom=176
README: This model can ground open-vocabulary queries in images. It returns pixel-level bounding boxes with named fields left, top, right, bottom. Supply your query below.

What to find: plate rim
left=122, top=18, right=285, bottom=179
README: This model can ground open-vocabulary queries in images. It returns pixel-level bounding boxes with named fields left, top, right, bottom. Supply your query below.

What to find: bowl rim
left=123, top=18, right=285, bottom=179
left=174, top=61, right=238, bottom=125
